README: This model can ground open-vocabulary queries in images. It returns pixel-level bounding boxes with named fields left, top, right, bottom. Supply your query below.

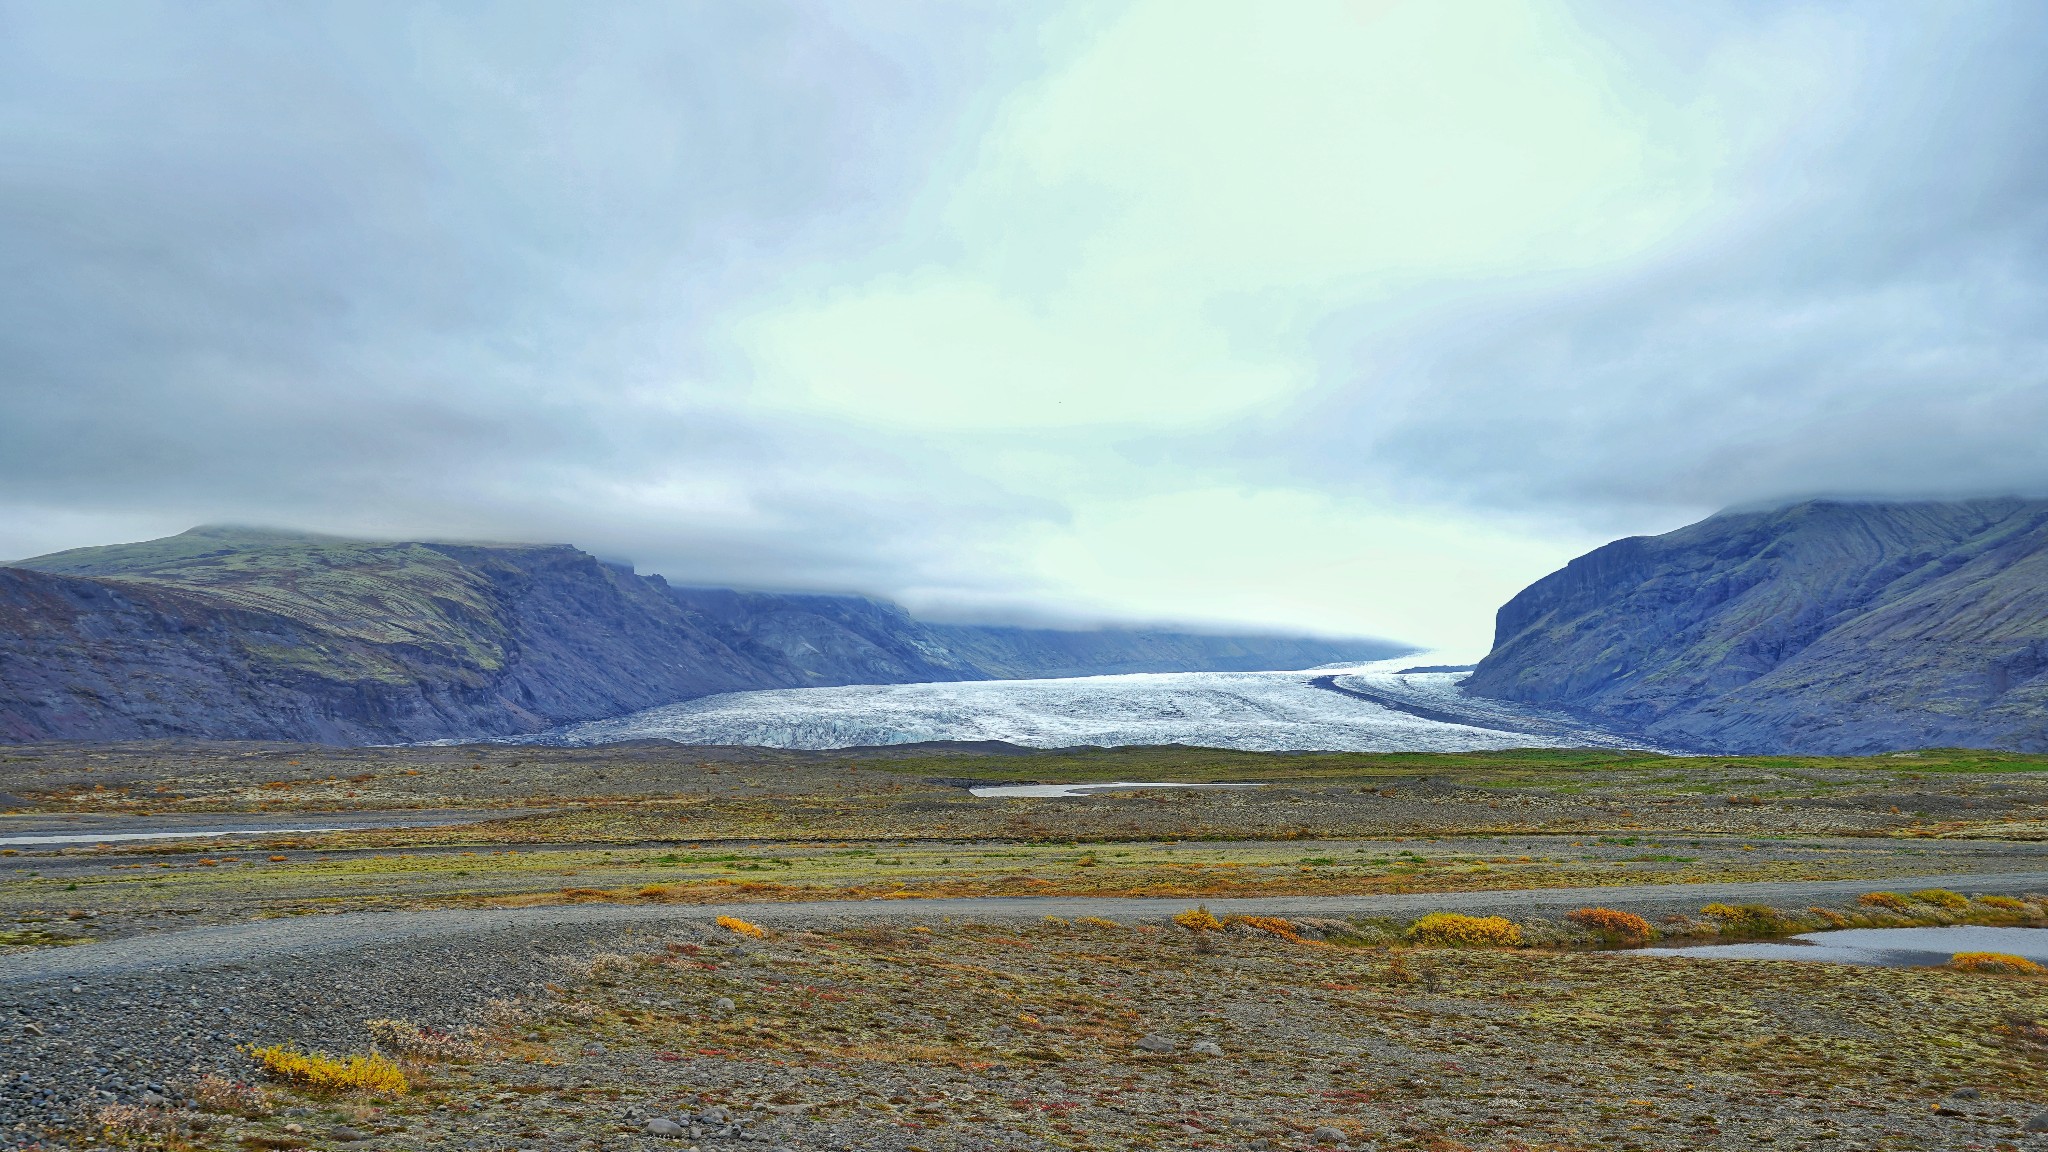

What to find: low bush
left=1172, top=906, right=1223, bottom=932
left=242, top=1046, right=408, bottom=1095
left=185, top=1073, right=271, bottom=1116
left=1859, top=891, right=1912, bottom=912
left=1407, top=912, right=1522, bottom=947
left=1978, top=895, right=2030, bottom=912
left=365, top=1017, right=482, bottom=1062
left=1912, top=888, right=1971, bottom=912
left=1700, top=903, right=1790, bottom=935
left=1565, top=907, right=1654, bottom=944
left=1951, top=952, right=2046, bottom=976
left=716, top=915, right=766, bottom=939
left=1224, top=915, right=1310, bottom=943
left=86, top=1103, right=182, bottom=1149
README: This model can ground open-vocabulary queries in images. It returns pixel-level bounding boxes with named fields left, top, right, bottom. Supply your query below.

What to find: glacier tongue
left=539, top=656, right=1644, bottom=752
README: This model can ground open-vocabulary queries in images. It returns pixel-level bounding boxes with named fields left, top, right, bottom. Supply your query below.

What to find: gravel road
left=13, top=869, right=2048, bottom=985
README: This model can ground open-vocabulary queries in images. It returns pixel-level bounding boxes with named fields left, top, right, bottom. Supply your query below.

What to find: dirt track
left=13, top=869, right=2048, bottom=985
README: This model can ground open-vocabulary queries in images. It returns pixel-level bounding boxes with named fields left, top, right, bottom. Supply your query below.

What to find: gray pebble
left=1135, top=1033, right=1176, bottom=1053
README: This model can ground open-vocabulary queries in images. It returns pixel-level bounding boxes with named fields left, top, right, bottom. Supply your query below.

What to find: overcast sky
left=4, top=1, right=2046, bottom=654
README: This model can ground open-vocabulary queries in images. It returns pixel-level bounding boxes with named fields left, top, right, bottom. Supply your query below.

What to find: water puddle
left=967, top=781, right=1269, bottom=799
left=0, top=810, right=500, bottom=847
left=1639, top=926, right=2048, bottom=967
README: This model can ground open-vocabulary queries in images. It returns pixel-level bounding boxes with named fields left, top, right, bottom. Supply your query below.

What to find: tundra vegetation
left=10, top=741, right=2048, bottom=1148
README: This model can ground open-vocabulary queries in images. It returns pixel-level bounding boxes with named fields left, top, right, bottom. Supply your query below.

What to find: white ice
left=539, top=654, right=1645, bottom=752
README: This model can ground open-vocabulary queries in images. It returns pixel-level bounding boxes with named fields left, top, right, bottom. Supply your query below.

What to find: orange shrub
left=1951, top=952, right=2045, bottom=975
left=716, top=915, right=765, bottom=938
left=1979, top=895, right=2029, bottom=912
left=1225, top=915, right=1309, bottom=943
left=1912, top=889, right=1970, bottom=911
left=1566, top=907, right=1654, bottom=944
left=1173, top=906, right=1223, bottom=932
left=1860, top=892, right=1912, bottom=912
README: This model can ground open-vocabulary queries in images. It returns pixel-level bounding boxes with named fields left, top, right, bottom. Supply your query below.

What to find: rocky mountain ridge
left=1465, top=498, right=2048, bottom=753
left=0, top=526, right=1404, bottom=743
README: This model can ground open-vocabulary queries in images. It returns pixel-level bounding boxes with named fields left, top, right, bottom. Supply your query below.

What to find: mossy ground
left=183, top=910, right=2048, bottom=1151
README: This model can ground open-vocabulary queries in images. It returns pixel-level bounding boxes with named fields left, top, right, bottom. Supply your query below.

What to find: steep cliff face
left=1465, top=499, right=2048, bottom=753
left=1, top=526, right=1404, bottom=743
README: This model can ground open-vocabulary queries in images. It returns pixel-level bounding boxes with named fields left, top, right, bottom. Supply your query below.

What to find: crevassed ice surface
left=539, top=655, right=1647, bottom=752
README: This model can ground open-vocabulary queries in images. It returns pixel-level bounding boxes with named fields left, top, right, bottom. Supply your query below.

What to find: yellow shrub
left=1173, top=906, right=1223, bottom=932
left=1951, top=952, right=2046, bottom=975
left=1859, top=891, right=1912, bottom=912
left=1979, top=895, right=2029, bottom=912
left=1912, top=889, right=1970, bottom=911
left=716, top=915, right=765, bottom=938
left=1077, top=916, right=1121, bottom=930
left=1407, top=912, right=1522, bottom=947
left=242, top=1046, right=407, bottom=1094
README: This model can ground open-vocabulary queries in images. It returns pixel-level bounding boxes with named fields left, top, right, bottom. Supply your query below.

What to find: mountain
left=1464, top=498, right=2048, bottom=753
left=0, top=526, right=1406, bottom=744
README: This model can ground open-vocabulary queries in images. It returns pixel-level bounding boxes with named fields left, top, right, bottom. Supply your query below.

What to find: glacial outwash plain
left=7, top=503, right=2048, bottom=1152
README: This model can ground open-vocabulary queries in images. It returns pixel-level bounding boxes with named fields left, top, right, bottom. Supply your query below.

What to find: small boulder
left=713, top=997, right=737, bottom=1012
left=1190, top=1040, right=1224, bottom=1057
left=327, top=1128, right=369, bottom=1143
left=701, top=1105, right=732, bottom=1125
left=1135, top=1034, right=1177, bottom=1053
left=2025, top=1112, right=2048, bottom=1133
left=645, top=1118, right=686, bottom=1137
left=1311, top=1125, right=1348, bottom=1145
left=1949, top=1087, right=1981, bottom=1100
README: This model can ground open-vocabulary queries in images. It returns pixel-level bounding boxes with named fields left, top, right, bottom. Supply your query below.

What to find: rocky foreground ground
left=10, top=742, right=2048, bottom=1151
left=9, top=890, right=2048, bottom=1152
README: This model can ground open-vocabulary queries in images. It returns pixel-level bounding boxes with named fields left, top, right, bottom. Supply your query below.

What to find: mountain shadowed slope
left=1464, top=498, right=2048, bottom=753
left=0, top=526, right=1407, bottom=744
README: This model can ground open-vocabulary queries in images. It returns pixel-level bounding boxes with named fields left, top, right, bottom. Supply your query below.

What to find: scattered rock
left=1190, top=1040, right=1224, bottom=1057
left=1135, top=1033, right=1176, bottom=1053
left=1311, top=1125, right=1348, bottom=1145
left=713, top=997, right=736, bottom=1012
left=701, top=1106, right=731, bottom=1125
left=2025, top=1112, right=2048, bottom=1133
left=327, top=1127, right=369, bottom=1142
left=1949, top=1087, right=1981, bottom=1100
left=645, top=1118, right=686, bottom=1137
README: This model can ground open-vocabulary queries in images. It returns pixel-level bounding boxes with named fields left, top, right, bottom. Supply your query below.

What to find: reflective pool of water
left=1640, top=926, right=2048, bottom=967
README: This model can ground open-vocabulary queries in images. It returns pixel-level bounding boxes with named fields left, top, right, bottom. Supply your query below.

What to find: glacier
left=537, top=656, right=1646, bottom=752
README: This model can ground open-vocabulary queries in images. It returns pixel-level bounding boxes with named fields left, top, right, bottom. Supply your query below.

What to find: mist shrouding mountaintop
left=1467, top=498, right=2048, bottom=754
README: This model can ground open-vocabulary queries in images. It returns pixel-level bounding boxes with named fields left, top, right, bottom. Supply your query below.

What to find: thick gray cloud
left=1271, top=1, right=2048, bottom=529
left=4, top=0, right=2047, bottom=643
left=0, top=0, right=1058, bottom=591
